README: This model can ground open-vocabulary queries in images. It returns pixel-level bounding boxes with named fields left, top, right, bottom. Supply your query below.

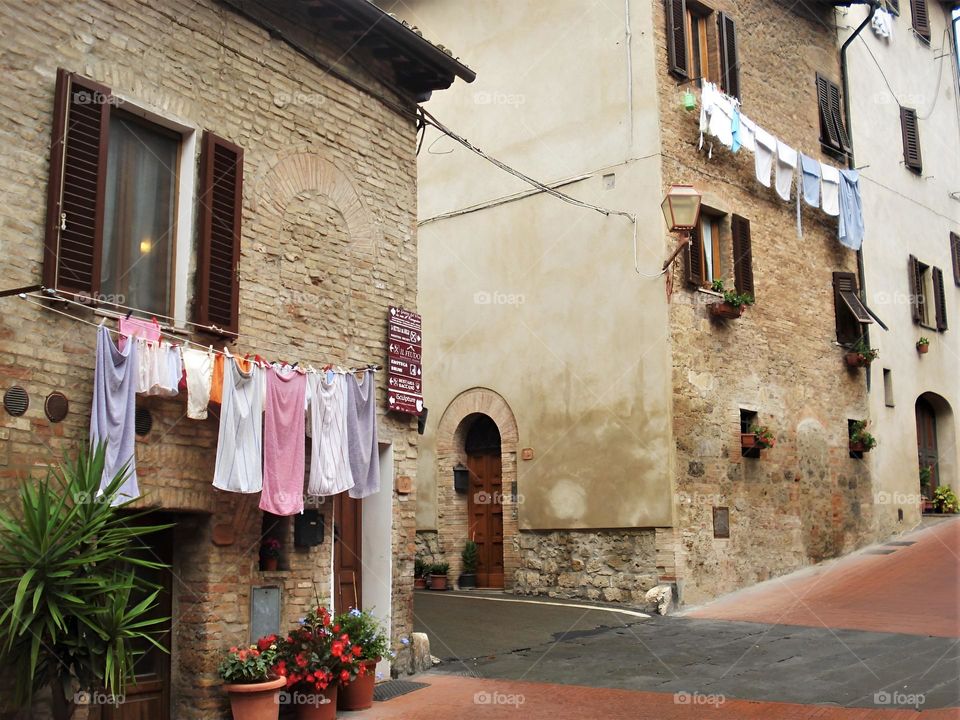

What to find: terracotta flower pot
left=849, top=441, right=869, bottom=453
left=293, top=684, right=338, bottom=720
left=224, top=676, right=285, bottom=720
left=740, top=433, right=758, bottom=449
left=845, top=352, right=869, bottom=368
left=262, top=557, right=279, bottom=571
left=709, top=302, right=744, bottom=319
left=338, top=658, right=380, bottom=711
left=917, top=343, right=929, bottom=354
left=922, top=498, right=934, bottom=514
left=430, top=574, right=448, bottom=591
left=414, top=576, right=427, bottom=589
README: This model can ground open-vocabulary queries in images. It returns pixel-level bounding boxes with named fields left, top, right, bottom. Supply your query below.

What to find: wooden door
left=916, top=398, right=940, bottom=490
left=334, top=494, right=362, bottom=612
left=466, top=453, right=504, bottom=588
left=103, top=524, right=173, bottom=720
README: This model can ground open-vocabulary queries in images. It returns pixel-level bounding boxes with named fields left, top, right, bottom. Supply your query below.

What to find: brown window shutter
left=686, top=227, right=704, bottom=287
left=731, top=214, right=754, bottom=299
left=196, top=131, right=243, bottom=337
left=907, top=254, right=922, bottom=323
left=816, top=75, right=839, bottom=151
left=900, top=107, right=922, bottom=173
left=666, top=0, right=689, bottom=80
left=910, top=0, right=930, bottom=40
left=833, top=272, right=862, bottom=344
left=717, top=13, right=740, bottom=100
left=43, top=69, right=111, bottom=297
left=828, top=81, right=850, bottom=153
left=951, top=232, right=960, bottom=287
left=932, top=266, right=947, bottom=332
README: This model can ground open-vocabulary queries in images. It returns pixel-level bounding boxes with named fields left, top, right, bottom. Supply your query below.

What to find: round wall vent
left=3, top=386, right=29, bottom=417
left=44, top=392, right=69, bottom=423
left=135, top=407, right=153, bottom=436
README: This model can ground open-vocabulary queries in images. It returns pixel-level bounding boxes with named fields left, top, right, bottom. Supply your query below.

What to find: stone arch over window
left=435, top=388, right=519, bottom=590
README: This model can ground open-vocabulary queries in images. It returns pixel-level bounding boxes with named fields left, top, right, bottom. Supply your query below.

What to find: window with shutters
left=687, top=211, right=753, bottom=299
left=909, top=256, right=947, bottom=332
left=816, top=74, right=850, bottom=157
left=832, top=272, right=875, bottom=345
left=900, top=107, right=922, bottom=173
left=909, top=0, right=930, bottom=41
left=666, top=1, right=740, bottom=99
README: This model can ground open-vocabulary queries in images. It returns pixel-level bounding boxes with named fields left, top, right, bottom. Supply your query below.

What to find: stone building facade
left=0, top=1, right=471, bottom=718
left=387, top=0, right=885, bottom=608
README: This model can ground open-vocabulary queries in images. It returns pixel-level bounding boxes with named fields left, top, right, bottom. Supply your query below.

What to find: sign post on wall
left=387, top=307, right=423, bottom=416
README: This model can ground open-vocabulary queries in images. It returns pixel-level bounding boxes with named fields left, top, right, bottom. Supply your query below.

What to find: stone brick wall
left=0, top=0, right=422, bottom=716
left=653, top=0, right=877, bottom=604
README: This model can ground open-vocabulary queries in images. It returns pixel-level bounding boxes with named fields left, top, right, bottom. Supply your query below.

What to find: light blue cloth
left=799, top=154, right=821, bottom=208
left=838, top=169, right=864, bottom=251
left=731, top=106, right=741, bottom=153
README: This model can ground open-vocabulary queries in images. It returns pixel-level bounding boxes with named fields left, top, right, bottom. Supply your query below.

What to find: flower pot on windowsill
left=740, top=433, right=759, bottom=451
left=224, top=676, right=286, bottom=720
left=709, top=302, right=745, bottom=320
left=261, top=557, right=279, bottom=572
left=429, top=573, right=448, bottom=591
left=848, top=441, right=871, bottom=453
left=338, top=658, right=381, bottom=711
left=845, top=352, right=871, bottom=368
left=917, top=343, right=929, bottom=354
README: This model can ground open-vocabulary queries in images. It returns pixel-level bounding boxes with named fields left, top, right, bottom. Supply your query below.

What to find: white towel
left=775, top=141, right=797, bottom=202
left=820, top=162, right=840, bottom=216
left=739, top=115, right=757, bottom=153
left=754, top=127, right=776, bottom=188
left=707, top=94, right=734, bottom=149
left=871, top=9, right=893, bottom=39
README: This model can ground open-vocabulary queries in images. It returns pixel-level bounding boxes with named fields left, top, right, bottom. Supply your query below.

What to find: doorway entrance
left=103, top=519, right=174, bottom=720
left=916, top=396, right=940, bottom=492
left=465, top=415, right=504, bottom=588
left=334, top=493, right=362, bottom=613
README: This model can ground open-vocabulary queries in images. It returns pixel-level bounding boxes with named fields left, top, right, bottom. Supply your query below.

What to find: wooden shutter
left=909, top=0, right=930, bottom=40
left=196, top=131, right=243, bottom=337
left=717, top=13, right=740, bottom=100
left=685, top=227, right=703, bottom=287
left=815, top=74, right=848, bottom=153
left=833, top=272, right=863, bottom=344
left=951, top=232, right=960, bottom=287
left=932, top=267, right=947, bottom=331
left=43, top=69, right=111, bottom=297
left=731, top=214, right=754, bottom=299
left=907, top=254, right=922, bottom=324
left=827, top=81, right=850, bottom=153
left=900, top=107, right=922, bottom=172
left=665, top=0, right=689, bottom=79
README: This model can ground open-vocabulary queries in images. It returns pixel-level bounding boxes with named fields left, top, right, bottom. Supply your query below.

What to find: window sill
left=697, top=288, right=723, bottom=298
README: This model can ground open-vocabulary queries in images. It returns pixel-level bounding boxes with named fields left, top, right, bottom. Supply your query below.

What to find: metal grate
left=373, top=680, right=430, bottom=702
left=134, top=407, right=152, bottom=436
left=3, top=386, right=29, bottom=417
left=44, top=392, right=69, bottom=423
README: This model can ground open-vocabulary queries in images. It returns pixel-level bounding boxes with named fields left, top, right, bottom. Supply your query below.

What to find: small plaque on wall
left=250, top=586, right=281, bottom=643
left=713, top=507, right=730, bottom=539
left=396, top=475, right=413, bottom=494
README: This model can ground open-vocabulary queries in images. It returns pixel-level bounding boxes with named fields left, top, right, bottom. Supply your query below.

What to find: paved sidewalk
left=349, top=674, right=959, bottom=719
left=686, top=517, right=960, bottom=637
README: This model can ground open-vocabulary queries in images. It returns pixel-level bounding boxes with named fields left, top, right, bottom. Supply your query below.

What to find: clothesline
left=18, top=293, right=382, bottom=375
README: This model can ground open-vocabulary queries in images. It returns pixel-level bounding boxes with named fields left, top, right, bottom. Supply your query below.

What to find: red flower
left=351, top=645, right=362, bottom=657
left=340, top=670, right=350, bottom=683
left=332, top=624, right=341, bottom=633
left=331, top=641, right=344, bottom=658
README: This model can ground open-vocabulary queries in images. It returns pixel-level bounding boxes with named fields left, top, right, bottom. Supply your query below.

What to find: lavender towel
left=346, top=370, right=380, bottom=499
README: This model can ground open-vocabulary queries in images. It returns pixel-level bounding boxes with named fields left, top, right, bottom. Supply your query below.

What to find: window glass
left=101, top=112, right=179, bottom=315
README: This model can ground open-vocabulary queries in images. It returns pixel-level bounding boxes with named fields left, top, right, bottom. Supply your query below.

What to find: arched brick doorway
left=916, top=392, right=955, bottom=506
left=435, top=388, right=519, bottom=590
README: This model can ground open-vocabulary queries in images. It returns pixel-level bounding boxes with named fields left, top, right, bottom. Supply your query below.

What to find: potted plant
left=220, top=637, right=285, bottom=720
left=741, top=425, right=775, bottom=454
left=459, top=540, right=479, bottom=589
left=275, top=605, right=360, bottom=719
left=708, top=279, right=754, bottom=319
left=845, top=338, right=879, bottom=368
left=429, top=562, right=450, bottom=591
left=335, top=609, right=391, bottom=711
left=919, top=465, right=933, bottom=513
left=932, top=485, right=959, bottom=514
left=849, top=420, right=877, bottom=453
left=260, top=537, right=281, bottom=571
left=917, top=337, right=930, bottom=354
left=414, top=556, right=427, bottom=589
left=0, top=443, right=172, bottom=720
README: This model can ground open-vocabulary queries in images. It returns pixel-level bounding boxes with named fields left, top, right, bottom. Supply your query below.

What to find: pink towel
left=260, top=367, right=307, bottom=516
left=118, top=316, right=160, bottom=351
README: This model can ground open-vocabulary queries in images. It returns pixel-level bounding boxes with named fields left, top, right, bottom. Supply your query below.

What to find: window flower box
left=708, top=280, right=753, bottom=321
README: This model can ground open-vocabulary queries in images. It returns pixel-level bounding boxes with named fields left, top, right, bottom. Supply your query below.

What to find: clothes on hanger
left=346, top=370, right=381, bottom=500
left=820, top=162, right=841, bottom=216
left=212, top=358, right=265, bottom=494
left=118, top=316, right=160, bottom=351
left=306, top=372, right=355, bottom=497
left=799, top=154, right=822, bottom=208
left=182, top=347, right=214, bottom=420
left=260, top=366, right=308, bottom=516
left=775, top=141, right=797, bottom=202
left=754, top=127, right=776, bottom=188
left=838, top=168, right=865, bottom=251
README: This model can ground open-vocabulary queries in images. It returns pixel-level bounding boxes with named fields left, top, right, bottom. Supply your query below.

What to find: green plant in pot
left=0, top=443, right=172, bottom=720
left=846, top=337, right=879, bottom=368
left=917, top=336, right=930, bottom=354
left=334, top=608, right=391, bottom=711
left=849, top=420, right=877, bottom=453
left=414, top=556, right=428, bottom=589
left=219, top=636, right=285, bottom=720
left=919, top=465, right=933, bottom=513
left=708, top=279, right=754, bottom=319
left=429, top=562, right=450, bottom=591
left=459, top=540, right=479, bottom=589
left=932, top=485, right=958, bottom=514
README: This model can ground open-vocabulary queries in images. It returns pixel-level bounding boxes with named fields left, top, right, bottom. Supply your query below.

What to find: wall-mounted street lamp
left=453, top=463, right=469, bottom=494
left=660, top=184, right=703, bottom=232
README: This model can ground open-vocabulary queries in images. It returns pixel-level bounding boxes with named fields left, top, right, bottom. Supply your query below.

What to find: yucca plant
left=0, top=442, right=172, bottom=719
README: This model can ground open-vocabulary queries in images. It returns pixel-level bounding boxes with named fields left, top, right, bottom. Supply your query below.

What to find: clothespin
left=124, top=309, right=133, bottom=320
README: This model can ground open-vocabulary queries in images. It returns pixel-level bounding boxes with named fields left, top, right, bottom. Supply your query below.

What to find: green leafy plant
left=430, top=562, right=450, bottom=576
left=919, top=465, right=932, bottom=493
left=849, top=420, right=878, bottom=450
left=461, top=540, right=479, bottom=574
left=917, top=337, right=930, bottom=347
left=0, top=443, right=171, bottom=719
left=273, top=605, right=362, bottom=691
left=749, top=425, right=776, bottom=450
left=711, top=279, right=754, bottom=309
left=414, top=556, right=427, bottom=579
left=932, top=485, right=958, bottom=513
left=850, top=337, right=879, bottom=364
left=335, top=608, right=390, bottom=662
left=219, top=636, right=279, bottom=683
